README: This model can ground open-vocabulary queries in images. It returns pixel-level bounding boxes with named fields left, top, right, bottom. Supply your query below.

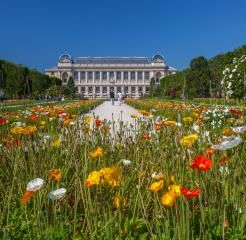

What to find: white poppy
left=211, top=137, right=242, bottom=150
left=48, top=188, right=67, bottom=201
left=26, top=178, right=45, bottom=192
left=231, top=126, right=246, bottom=133
left=120, top=159, right=132, bottom=166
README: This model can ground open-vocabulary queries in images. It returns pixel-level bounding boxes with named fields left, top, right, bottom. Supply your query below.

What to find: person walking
left=110, top=89, right=115, bottom=105
left=117, top=91, right=122, bottom=106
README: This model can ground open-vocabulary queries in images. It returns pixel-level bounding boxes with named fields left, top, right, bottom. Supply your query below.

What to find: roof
left=73, top=57, right=151, bottom=64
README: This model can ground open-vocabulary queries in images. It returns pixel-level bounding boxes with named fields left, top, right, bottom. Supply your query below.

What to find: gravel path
left=87, top=100, right=139, bottom=132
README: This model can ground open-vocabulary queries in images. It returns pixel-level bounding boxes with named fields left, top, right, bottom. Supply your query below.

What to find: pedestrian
left=117, top=91, right=122, bottom=106
left=110, top=89, right=115, bottom=105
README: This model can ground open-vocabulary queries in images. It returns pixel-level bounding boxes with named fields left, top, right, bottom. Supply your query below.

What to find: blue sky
left=0, top=0, right=245, bottom=72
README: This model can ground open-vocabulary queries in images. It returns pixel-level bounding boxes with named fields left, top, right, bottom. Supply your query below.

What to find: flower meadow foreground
left=0, top=99, right=245, bottom=239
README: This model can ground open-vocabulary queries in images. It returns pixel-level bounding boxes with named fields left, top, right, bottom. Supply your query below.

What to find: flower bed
left=0, top=98, right=245, bottom=239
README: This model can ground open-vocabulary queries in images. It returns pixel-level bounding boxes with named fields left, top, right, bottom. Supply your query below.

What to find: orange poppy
left=21, top=191, right=36, bottom=204
left=49, top=170, right=62, bottom=181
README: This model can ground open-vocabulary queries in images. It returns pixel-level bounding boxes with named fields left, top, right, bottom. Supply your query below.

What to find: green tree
left=186, top=56, right=212, bottom=98
left=67, top=76, right=75, bottom=95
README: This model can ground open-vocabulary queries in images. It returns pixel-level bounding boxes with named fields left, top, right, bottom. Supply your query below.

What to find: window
left=102, top=72, right=107, bottom=80
left=95, top=71, right=100, bottom=80
left=74, top=71, right=79, bottom=80
left=103, top=87, right=107, bottom=93
left=74, top=87, right=78, bottom=93
left=88, top=87, right=93, bottom=93
left=146, top=87, right=150, bottom=92
left=116, top=71, right=121, bottom=80
left=96, top=86, right=100, bottom=93
left=62, top=72, right=68, bottom=83
left=131, top=86, right=135, bottom=93
left=80, top=72, right=86, bottom=80
left=123, top=72, right=128, bottom=80
left=81, top=87, right=85, bottom=93
left=130, top=72, right=136, bottom=80
left=144, top=72, right=150, bottom=80
left=137, top=71, right=143, bottom=80
left=109, top=72, right=114, bottom=79
left=124, top=86, right=128, bottom=93
left=139, top=86, right=142, bottom=92
left=87, top=72, right=93, bottom=80
left=117, top=87, right=121, bottom=93
left=51, top=72, right=54, bottom=76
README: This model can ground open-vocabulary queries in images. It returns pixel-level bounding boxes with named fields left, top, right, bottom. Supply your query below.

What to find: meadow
left=0, top=99, right=245, bottom=240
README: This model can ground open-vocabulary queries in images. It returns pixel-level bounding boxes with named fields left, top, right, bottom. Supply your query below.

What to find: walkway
left=87, top=100, right=138, bottom=131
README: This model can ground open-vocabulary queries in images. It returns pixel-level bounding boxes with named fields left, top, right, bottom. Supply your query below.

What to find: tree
left=67, top=76, right=75, bottom=95
left=149, top=77, right=155, bottom=97
left=186, top=56, right=212, bottom=98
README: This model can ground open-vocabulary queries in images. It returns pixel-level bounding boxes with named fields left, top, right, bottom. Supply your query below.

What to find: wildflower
left=90, top=147, right=103, bottom=158
left=113, top=193, right=126, bottom=209
left=11, top=126, right=23, bottom=135
left=230, top=109, right=243, bottom=116
left=85, top=171, right=103, bottom=187
left=168, top=184, right=181, bottom=197
left=149, top=180, right=164, bottom=192
left=181, top=188, right=200, bottom=199
left=29, top=115, right=39, bottom=121
left=120, top=159, right=132, bottom=166
left=142, top=134, right=151, bottom=140
left=155, top=124, right=161, bottom=130
left=205, top=147, right=214, bottom=158
left=49, top=170, right=62, bottom=182
left=219, top=156, right=228, bottom=165
left=190, top=156, right=212, bottom=171
left=162, top=120, right=176, bottom=126
left=151, top=172, right=164, bottom=180
left=39, top=120, right=46, bottom=126
left=130, top=114, right=137, bottom=119
left=63, top=119, right=72, bottom=126
left=231, top=126, right=246, bottom=133
left=180, top=134, right=199, bottom=147
left=22, top=126, right=37, bottom=135
left=139, top=110, right=151, bottom=116
left=26, top=178, right=45, bottom=191
left=222, top=128, right=233, bottom=135
left=95, top=119, right=102, bottom=127
left=211, top=137, right=242, bottom=150
left=161, top=191, right=176, bottom=206
left=100, top=166, right=122, bottom=187
left=0, top=117, right=8, bottom=125
left=51, top=139, right=61, bottom=147
left=48, top=188, right=67, bottom=201
left=183, top=117, right=193, bottom=123
left=84, top=116, right=93, bottom=123
left=21, top=191, right=36, bottom=205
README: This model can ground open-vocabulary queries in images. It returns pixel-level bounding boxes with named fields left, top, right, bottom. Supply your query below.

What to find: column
left=100, top=71, right=102, bottom=84
left=121, top=86, right=124, bottom=95
left=93, top=72, right=95, bottom=85
left=135, top=71, right=138, bottom=84
left=85, top=72, right=88, bottom=84
left=128, top=71, right=130, bottom=84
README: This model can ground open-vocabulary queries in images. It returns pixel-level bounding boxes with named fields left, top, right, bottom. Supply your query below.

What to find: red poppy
left=190, top=156, right=212, bottom=171
left=0, top=117, right=7, bottom=124
left=29, top=115, right=39, bottom=121
left=57, top=110, right=65, bottom=115
left=142, top=134, right=151, bottom=140
left=95, top=119, right=102, bottom=127
left=181, top=188, right=200, bottom=199
left=230, top=109, right=243, bottom=116
left=219, top=156, right=228, bottom=166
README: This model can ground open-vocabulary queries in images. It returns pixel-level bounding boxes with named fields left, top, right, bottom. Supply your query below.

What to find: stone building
left=45, top=54, right=177, bottom=98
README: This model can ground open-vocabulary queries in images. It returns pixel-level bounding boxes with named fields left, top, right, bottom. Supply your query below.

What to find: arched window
left=62, top=72, right=68, bottom=83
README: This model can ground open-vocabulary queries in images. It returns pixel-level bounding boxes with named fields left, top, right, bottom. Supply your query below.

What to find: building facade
left=45, top=54, right=177, bottom=98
